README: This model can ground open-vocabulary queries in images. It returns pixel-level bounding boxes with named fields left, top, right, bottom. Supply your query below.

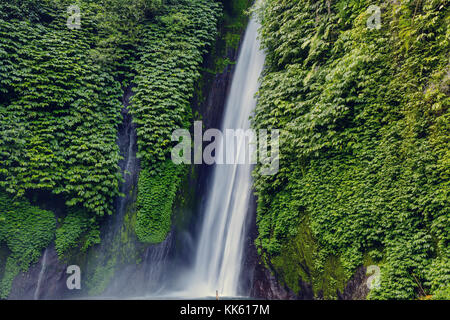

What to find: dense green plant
left=130, top=0, right=220, bottom=167
left=135, top=160, right=186, bottom=243
left=55, top=208, right=100, bottom=257
left=0, top=2, right=124, bottom=217
left=0, top=0, right=223, bottom=298
left=130, top=0, right=220, bottom=243
left=0, top=0, right=59, bottom=22
left=253, top=0, right=449, bottom=299
left=0, top=193, right=55, bottom=298
left=0, top=0, right=224, bottom=298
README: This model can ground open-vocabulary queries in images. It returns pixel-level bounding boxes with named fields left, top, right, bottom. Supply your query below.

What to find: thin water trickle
left=34, top=248, right=48, bottom=300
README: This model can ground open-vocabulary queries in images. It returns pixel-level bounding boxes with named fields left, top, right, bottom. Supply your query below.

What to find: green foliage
left=130, top=0, right=220, bottom=167
left=0, top=0, right=59, bottom=22
left=0, top=0, right=222, bottom=297
left=270, top=216, right=347, bottom=299
left=0, top=2, right=124, bottom=217
left=253, top=0, right=449, bottom=299
left=85, top=253, right=117, bottom=296
left=88, top=0, right=163, bottom=66
left=130, top=0, right=220, bottom=243
left=135, top=160, right=186, bottom=243
left=0, top=192, right=55, bottom=298
left=221, top=0, right=252, bottom=49
left=55, top=208, right=100, bottom=258
left=0, top=257, right=20, bottom=299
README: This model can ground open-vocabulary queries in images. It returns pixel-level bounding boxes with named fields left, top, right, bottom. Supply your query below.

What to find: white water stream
left=34, top=248, right=48, bottom=300
left=182, top=13, right=265, bottom=298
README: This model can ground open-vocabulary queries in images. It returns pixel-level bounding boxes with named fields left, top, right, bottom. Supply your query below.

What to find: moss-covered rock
left=135, top=161, right=186, bottom=243
left=269, top=216, right=347, bottom=299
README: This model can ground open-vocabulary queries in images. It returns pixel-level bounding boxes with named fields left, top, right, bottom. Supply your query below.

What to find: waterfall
left=184, top=14, right=265, bottom=298
left=34, top=248, right=48, bottom=300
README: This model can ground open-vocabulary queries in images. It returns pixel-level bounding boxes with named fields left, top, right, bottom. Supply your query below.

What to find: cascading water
left=34, top=248, right=48, bottom=300
left=182, top=13, right=265, bottom=298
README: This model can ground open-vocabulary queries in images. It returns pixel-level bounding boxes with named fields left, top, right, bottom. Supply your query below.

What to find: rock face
left=243, top=198, right=300, bottom=300
left=8, top=84, right=143, bottom=300
left=339, top=266, right=370, bottom=300
left=243, top=198, right=371, bottom=300
left=191, top=45, right=240, bottom=213
left=9, top=245, right=68, bottom=300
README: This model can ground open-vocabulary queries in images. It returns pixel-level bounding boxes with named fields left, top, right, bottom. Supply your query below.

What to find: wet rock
left=339, top=266, right=370, bottom=300
left=9, top=245, right=68, bottom=300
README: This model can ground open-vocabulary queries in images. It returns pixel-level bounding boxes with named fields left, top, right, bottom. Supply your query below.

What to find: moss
left=0, top=257, right=20, bottom=299
left=55, top=208, right=100, bottom=259
left=319, top=255, right=347, bottom=299
left=120, top=193, right=144, bottom=263
left=0, top=244, right=10, bottom=288
left=82, top=198, right=141, bottom=296
left=135, top=160, right=186, bottom=243
left=222, top=0, right=252, bottom=49
left=83, top=197, right=146, bottom=296
left=171, top=163, right=198, bottom=235
left=271, top=216, right=347, bottom=299
left=86, top=255, right=117, bottom=296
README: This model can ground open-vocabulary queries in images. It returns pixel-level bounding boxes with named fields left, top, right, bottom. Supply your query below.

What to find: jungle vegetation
left=0, top=0, right=448, bottom=300
left=252, top=0, right=449, bottom=299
